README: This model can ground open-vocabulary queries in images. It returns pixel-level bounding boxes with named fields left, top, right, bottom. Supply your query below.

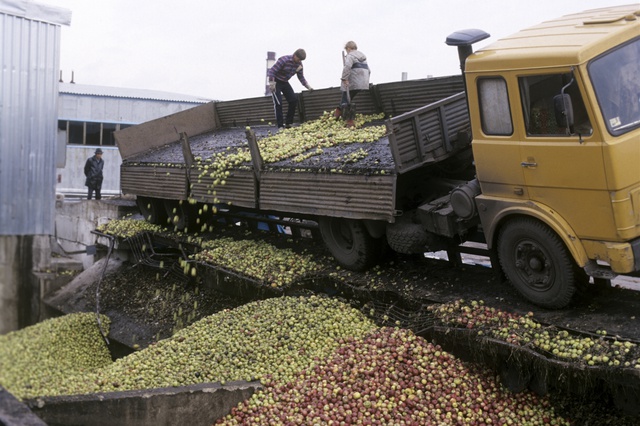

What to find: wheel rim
left=330, top=220, right=354, bottom=252
left=513, top=239, right=555, bottom=292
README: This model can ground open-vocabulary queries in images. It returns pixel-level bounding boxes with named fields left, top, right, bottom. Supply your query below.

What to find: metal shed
left=0, top=0, right=71, bottom=236
left=0, top=0, right=70, bottom=333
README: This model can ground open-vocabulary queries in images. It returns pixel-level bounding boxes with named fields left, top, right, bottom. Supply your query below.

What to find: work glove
left=269, top=81, right=276, bottom=93
left=306, top=85, right=314, bottom=92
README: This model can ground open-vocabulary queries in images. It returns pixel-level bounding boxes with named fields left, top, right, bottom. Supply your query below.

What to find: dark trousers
left=273, top=80, right=297, bottom=128
left=340, top=89, right=362, bottom=107
left=87, top=185, right=101, bottom=200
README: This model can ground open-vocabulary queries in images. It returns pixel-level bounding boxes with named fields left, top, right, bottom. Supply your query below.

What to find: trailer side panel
left=259, top=171, right=396, bottom=221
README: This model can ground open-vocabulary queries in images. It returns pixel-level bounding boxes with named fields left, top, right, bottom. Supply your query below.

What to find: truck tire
left=386, top=221, right=429, bottom=254
left=497, top=218, right=579, bottom=309
left=319, top=217, right=378, bottom=271
left=136, top=196, right=167, bottom=225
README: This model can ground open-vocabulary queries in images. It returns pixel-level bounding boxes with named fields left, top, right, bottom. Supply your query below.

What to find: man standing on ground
left=267, top=48, right=314, bottom=129
left=84, top=148, right=104, bottom=200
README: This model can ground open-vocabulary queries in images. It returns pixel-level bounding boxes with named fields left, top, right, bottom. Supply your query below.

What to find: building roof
left=467, top=4, right=640, bottom=72
left=0, top=0, right=71, bottom=26
left=59, top=82, right=213, bottom=104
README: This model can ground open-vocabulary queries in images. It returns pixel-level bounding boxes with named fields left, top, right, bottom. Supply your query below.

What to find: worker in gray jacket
left=335, top=41, right=370, bottom=126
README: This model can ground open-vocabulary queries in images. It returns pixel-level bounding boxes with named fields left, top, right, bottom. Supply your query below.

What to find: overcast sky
left=48, top=0, right=623, bottom=101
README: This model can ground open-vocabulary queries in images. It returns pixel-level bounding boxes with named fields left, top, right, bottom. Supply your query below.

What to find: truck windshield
left=589, top=37, right=640, bottom=136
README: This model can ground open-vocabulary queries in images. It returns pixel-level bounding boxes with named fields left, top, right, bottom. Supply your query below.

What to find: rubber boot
left=333, top=107, right=342, bottom=119
left=344, top=103, right=356, bottom=127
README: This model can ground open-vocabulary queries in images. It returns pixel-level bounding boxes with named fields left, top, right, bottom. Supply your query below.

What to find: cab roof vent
left=584, top=9, right=639, bottom=25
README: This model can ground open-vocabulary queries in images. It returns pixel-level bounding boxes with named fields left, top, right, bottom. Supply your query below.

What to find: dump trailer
left=115, top=4, right=640, bottom=309
left=115, top=76, right=472, bottom=269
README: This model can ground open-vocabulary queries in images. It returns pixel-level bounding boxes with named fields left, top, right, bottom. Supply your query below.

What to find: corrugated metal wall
left=0, top=2, right=70, bottom=235
left=0, top=10, right=60, bottom=235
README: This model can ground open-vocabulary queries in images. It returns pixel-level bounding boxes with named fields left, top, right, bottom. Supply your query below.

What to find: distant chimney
left=70, top=71, right=75, bottom=84
left=59, top=70, right=63, bottom=83
left=401, top=72, right=408, bottom=81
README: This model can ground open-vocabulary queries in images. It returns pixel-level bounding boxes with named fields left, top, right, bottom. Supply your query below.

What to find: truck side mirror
left=553, top=94, right=574, bottom=129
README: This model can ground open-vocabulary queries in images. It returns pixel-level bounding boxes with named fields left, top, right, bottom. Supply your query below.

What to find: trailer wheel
left=163, top=200, right=195, bottom=232
left=319, top=217, right=377, bottom=271
left=136, top=196, right=167, bottom=225
left=497, top=218, right=578, bottom=309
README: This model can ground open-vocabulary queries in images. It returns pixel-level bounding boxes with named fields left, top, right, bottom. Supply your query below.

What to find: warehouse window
left=102, top=123, right=117, bottom=145
left=68, top=121, right=84, bottom=145
left=86, top=122, right=101, bottom=145
left=478, top=77, right=513, bottom=136
left=58, top=121, right=126, bottom=146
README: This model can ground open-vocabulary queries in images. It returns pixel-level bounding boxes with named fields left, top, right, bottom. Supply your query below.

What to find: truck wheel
left=497, top=218, right=578, bottom=309
left=319, top=217, right=377, bottom=271
left=136, top=197, right=167, bottom=225
left=386, top=220, right=429, bottom=254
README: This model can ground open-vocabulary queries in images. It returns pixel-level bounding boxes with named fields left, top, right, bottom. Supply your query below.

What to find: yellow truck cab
left=463, top=5, right=640, bottom=307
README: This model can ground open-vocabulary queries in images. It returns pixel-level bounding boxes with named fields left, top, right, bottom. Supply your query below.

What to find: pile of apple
left=0, top=313, right=112, bottom=400
left=190, top=237, right=322, bottom=289
left=96, top=215, right=327, bottom=291
left=23, top=296, right=375, bottom=398
left=256, top=111, right=386, bottom=164
left=428, top=299, right=640, bottom=368
left=217, top=326, right=569, bottom=425
left=97, top=216, right=165, bottom=238
left=5, top=297, right=623, bottom=424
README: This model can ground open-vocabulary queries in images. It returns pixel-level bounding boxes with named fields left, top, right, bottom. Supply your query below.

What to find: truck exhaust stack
left=445, top=29, right=490, bottom=72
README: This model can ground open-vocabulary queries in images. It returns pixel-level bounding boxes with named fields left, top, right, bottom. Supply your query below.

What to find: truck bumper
left=582, top=237, right=640, bottom=275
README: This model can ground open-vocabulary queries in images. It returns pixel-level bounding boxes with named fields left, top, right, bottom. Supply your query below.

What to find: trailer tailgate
left=386, top=92, right=470, bottom=174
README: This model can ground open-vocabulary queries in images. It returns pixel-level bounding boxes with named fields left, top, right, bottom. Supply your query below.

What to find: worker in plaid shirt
left=267, top=48, right=314, bottom=129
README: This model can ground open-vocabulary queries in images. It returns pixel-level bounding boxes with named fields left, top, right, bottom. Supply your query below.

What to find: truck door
left=517, top=71, right=613, bottom=239
left=472, top=76, right=528, bottom=199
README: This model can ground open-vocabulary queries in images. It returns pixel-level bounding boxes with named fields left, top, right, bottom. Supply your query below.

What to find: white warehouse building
left=56, top=82, right=210, bottom=198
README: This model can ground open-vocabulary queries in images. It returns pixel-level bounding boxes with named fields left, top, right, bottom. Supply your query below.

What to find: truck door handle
left=521, top=161, right=538, bottom=168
